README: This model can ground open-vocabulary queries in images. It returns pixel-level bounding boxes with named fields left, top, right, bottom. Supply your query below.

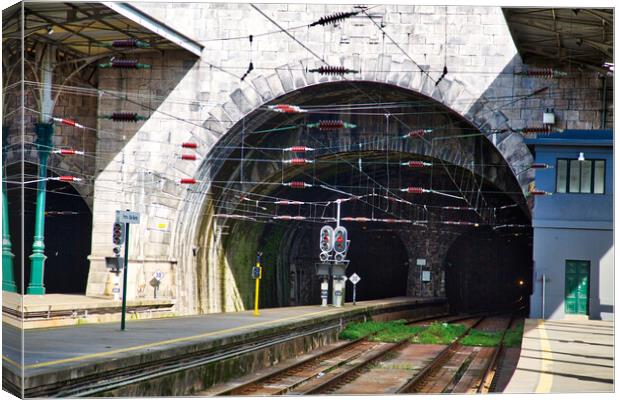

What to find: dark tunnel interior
left=201, top=81, right=534, bottom=314
left=6, top=162, right=92, bottom=294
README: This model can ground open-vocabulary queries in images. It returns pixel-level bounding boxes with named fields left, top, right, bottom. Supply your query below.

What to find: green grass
left=459, top=329, right=503, bottom=347
left=410, top=322, right=467, bottom=345
left=370, top=324, right=426, bottom=343
left=338, top=320, right=408, bottom=340
left=503, top=322, right=524, bottom=347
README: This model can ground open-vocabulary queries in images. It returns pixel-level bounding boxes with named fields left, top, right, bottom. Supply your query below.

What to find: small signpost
left=150, top=270, right=164, bottom=299
left=349, top=273, right=361, bottom=305
left=116, top=209, right=140, bottom=331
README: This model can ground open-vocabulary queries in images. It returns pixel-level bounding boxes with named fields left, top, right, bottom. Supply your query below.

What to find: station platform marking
left=534, top=320, right=553, bottom=393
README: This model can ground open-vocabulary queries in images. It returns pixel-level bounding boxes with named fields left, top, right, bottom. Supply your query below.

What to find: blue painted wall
left=526, top=130, right=613, bottom=320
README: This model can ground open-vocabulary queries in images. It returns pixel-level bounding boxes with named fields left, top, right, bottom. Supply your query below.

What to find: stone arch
left=170, top=69, right=535, bottom=313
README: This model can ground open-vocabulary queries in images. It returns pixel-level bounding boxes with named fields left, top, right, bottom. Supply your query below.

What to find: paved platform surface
left=504, top=318, right=614, bottom=393
left=2, top=297, right=438, bottom=380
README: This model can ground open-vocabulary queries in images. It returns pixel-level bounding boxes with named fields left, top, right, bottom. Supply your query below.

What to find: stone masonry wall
left=85, top=3, right=611, bottom=314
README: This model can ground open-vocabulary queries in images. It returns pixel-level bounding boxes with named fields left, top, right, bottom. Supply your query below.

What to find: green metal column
left=27, top=123, right=53, bottom=295
left=2, top=126, right=17, bottom=292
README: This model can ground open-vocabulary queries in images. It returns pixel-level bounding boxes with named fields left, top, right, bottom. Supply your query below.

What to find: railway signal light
left=112, top=222, right=125, bottom=256
left=333, top=226, right=348, bottom=255
left=319, top=225, right=335, bottom=252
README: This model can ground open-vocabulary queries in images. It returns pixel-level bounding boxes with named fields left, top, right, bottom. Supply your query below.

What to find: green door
left=565, top=260, right=590, bottom=315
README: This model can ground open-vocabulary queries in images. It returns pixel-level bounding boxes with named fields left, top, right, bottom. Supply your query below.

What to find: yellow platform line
left=22, top=308, right=340, bottom=370
left=534, top=319, right=553, bottom=393
left=3, top=354, right=21, bottom=369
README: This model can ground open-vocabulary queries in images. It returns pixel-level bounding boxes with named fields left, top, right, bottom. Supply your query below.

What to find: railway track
left=396, top=314, right=514, bottom=394
left=215, top=314, right=479, bottom=396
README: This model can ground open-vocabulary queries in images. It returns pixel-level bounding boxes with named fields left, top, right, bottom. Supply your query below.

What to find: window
left=556, top=158, right=605, bottom=194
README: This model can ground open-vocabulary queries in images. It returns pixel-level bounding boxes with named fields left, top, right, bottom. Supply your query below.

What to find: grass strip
left=410, top=322, right=467, bottom=345
left=338, top=320, right=408, bottom=340
left=502, top=322, right=524, bottom=347
left=459, top=329, right=503, bottom=347
left=370, top=324, right=426, bottom=343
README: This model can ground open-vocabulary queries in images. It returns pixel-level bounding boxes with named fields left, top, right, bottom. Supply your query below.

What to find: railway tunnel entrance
left=193, top=81, right=533, bottom=314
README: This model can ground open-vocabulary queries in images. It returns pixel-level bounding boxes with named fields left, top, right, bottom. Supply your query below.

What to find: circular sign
left=152, top=271, right=165, bottom=281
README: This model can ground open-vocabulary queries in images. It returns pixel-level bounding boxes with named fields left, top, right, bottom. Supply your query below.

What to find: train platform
left=504, top=318, right=614, bottom=393
left=2, top=296, right=447, bottom=397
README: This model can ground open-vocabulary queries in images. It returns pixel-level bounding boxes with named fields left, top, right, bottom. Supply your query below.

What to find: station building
left=527, top=130, right=613, bottom=320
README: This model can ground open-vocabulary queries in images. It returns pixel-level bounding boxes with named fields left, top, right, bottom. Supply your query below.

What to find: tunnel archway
left=6, top=162, right=92, bottom=294
left=189, top=81, right=533, bottom=314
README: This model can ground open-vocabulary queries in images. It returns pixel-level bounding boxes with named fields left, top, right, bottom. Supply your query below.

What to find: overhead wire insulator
left=401, top=187, right=428, bottom=194
left=308, top=66, right=359, bottom=75
left=274, top=215, right=307, bottom=220
left=100, top=112, right=148, bottom=122
left=442, top=221, right=480, bottom=226
left=285, top=181, right=312, bottom=189
left=515, top=68, right=567, bottom=78
left=529, top=163, right=552, bottom=169
left=51, top=176, right=82, bottom=182
left=283, top=158, right=313, bottom=165
left=380, top=218, right=410, bottom=223
left=529, top=189, right=552, bottom=196
left=342, top=217, right=372, bottom=222
left=110, top=39, right=150, bottom=48
left=402, top=128, right=433, bottom=139
left=309, top=11, right=359, bottom=27
left=98, top=59, right=151, bottom=69
left=402, top=161, right=432, bottom=168
left=268, top=104, right=307, bottom=113
left=519, top=126, right=563, bottom=135
left=181, top=154, right=197, bottom=160
left=180, top=178, right=198, bottom=184
left=307, top=120, right=356, bottom=130
left=181, top=142, right=198, bottom=148
left=52, top=149, right=84, bottom=155
left=284, top=146, right=315, bottom=152
left=275, top=200, right=304, bottom=205
left=51, top=117, right=85, bottom=129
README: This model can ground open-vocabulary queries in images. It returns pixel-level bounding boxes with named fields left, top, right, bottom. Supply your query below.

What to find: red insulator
left=289, top=158, right=309, bottom=165
left=180, top=178, right=197, bottom=184
left=111, top=112, right=138, bottom=122
left=181, top=142, right=198, bottom=148
left=290, top=146, right=311, bottom=152
left=529, top=189, right=551, bottom=196
left=58, top=176, right=79, bottom=182
left=406, top=187, right=425, bottom=194
left=530, top=163, right=550, bottom=169
left=111, top=59, right=139, bottom=68
left=406, top=129, right=430, bottom=138
left=59, top=149, right=76, bottom=155
left=181, top=154, right=197, bottom=160
left=407, top=161, right=428, bottom=168
left=287, top=181, right=309, bottom=189
left=318, top=120, right=344, bottom=130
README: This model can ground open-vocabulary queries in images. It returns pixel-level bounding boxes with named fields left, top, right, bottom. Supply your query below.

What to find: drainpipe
left=27, top=46, right=55, bottom=295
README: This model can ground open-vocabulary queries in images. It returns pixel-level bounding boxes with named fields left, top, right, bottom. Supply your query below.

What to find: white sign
left=116, top=210, right=141, bottom=224
left=152, top=271, right=165, bottom=281
left=349, top=273, right=361, bottom=285
left=416, top=258, right=426, bottom=266
left=422, top=271, right=431, bottom=282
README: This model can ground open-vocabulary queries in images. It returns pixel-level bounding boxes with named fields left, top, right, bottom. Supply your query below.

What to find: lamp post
left=27, top=123, right=53, bottom=295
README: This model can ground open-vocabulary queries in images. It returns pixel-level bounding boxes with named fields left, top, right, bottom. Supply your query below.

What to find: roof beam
left=25, top=8, right=106, bottom=47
